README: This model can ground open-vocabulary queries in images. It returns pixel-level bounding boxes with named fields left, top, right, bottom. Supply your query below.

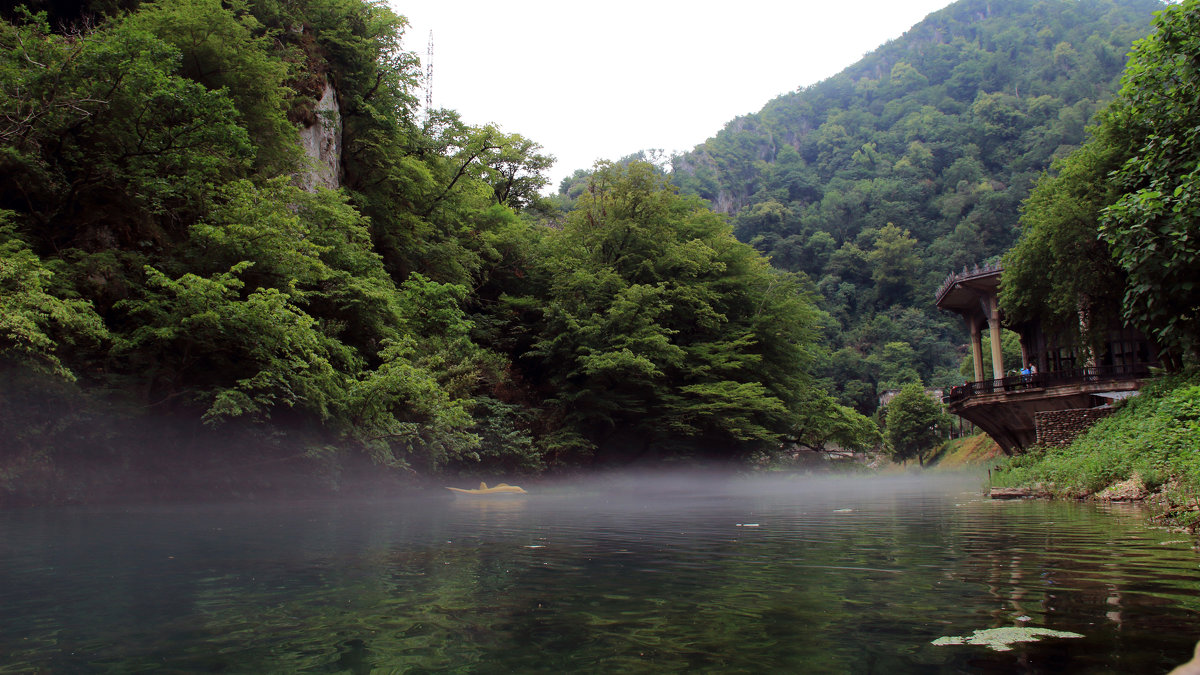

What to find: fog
left=0, top=366, right=983, bottom=507
left=6, top=465, right=1195, bottom=674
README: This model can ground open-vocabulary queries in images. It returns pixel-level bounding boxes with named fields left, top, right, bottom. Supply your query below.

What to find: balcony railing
left=942, top=363, right=1154, bottom=405
left=934, top=261, right=1003, bottom=307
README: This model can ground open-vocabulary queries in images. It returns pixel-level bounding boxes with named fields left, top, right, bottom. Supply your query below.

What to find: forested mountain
left=667, top=0, right=1163, bottom=412
left=1, top=0, right=1183, bottom=502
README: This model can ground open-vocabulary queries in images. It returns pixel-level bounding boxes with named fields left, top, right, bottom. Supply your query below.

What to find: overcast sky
left=389, top=1, right=954, bottom=190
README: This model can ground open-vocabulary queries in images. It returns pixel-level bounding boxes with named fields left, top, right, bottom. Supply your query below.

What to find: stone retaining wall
left=1034, top=407, right=1114, bottom=447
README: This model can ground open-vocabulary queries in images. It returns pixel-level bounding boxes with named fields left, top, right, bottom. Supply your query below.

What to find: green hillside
left=668, top=0, right=1163, bottom=412
left=2, top=0, right=1191, bottom=503
left=0, top=0, right=874, bottom=501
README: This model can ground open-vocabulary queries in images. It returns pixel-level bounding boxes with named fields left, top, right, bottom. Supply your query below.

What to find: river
left=1, top=472, right=1197, bottom=673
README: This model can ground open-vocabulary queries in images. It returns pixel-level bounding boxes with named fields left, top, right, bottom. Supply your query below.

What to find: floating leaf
left=932, top=627, right=1085, bottom=652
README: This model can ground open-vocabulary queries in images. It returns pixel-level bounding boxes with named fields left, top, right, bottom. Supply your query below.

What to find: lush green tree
left=530, top=161, right=867, bottom=458
left=125, top=0, right=300, bottom=174
left=883, top=381, right=950, bottom=466
left=872, top=341, right=922, bottom=391
left=476, top=130, right=555, bottom=210
left=1001, top=139, right=1127, bottom=351
left=1000, top=1, right=1200, bottom=368
left=792, top=392, right=883, bottom=452
left=421, top=113, right=554, bottom=213
left=0, top=0, right=534, bottom=481
left=1099, top=0, right=1200, bottom=363
left=0, top=11, right=255, bottom=251
left=0, top=214, right=108, bottom=380
left=112, top=263, right=352, bottom=421
left=847, top=306, right=959, bottom=389
left=346, top=336, right=480, bottom=469
left=822, top=346, right=877, bottom=413
left=868, top=223, right=920, bottom=306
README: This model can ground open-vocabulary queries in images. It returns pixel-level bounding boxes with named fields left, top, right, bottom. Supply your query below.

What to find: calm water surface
left=2, top=473, right=1199, bottom=673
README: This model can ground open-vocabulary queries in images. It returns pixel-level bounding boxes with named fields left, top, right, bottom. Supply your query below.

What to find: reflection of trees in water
left=6, top=493, right=1200, bottom=672
left=946, top=501, right=1200, bottom=670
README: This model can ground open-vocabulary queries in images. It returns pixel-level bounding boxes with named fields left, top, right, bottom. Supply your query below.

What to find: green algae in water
left=932, top=627, right=1085, bottom=652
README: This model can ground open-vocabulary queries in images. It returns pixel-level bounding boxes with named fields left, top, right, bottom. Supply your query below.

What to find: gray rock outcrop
left=296, top=75, right=342, bottom=191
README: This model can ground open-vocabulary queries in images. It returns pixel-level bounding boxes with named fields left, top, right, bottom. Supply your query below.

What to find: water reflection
left=0, top=473, right=1197, bottom=673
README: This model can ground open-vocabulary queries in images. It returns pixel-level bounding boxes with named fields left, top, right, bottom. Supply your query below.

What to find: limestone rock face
left=296, top=75, right=342, bottom=191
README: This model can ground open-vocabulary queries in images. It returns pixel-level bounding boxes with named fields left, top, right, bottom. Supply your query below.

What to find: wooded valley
left=3, top=0, right=1196, bottom=502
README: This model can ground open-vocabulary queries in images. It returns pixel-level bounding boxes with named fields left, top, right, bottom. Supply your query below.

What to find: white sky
left=390, top=1, right=954, bottom=190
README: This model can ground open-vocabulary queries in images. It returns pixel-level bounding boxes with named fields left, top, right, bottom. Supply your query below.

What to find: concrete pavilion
left=934, top=264, right=1155, bottom=454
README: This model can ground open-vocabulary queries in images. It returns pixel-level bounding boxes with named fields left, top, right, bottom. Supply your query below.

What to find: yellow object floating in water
left=446, top=481, right=528, bottom=495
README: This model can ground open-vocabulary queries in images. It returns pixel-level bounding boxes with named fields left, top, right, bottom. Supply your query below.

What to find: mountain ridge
left=658, top=0, right=1164, bottom=411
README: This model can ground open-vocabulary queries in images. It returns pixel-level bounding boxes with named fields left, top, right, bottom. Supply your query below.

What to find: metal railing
left=942, top=363, right=1154, bottom=405
left=934, top=261, right=1003, bottom=306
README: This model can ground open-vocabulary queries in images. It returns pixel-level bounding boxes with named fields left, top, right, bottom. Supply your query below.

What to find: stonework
left=1034, top=407, right=1114, bottom=447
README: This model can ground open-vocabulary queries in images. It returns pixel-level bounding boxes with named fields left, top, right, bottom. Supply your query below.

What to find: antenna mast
left=424, top=30, right=434, bottom=117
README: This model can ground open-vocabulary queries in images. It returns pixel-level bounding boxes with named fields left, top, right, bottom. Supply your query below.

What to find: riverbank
left=988, top=371, right=1200, bottom=532
left=928, top=433, right=1003, bottom=470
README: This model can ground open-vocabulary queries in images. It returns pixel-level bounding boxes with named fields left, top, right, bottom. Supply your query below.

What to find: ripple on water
left=1, top=476, right=1198, bottom=673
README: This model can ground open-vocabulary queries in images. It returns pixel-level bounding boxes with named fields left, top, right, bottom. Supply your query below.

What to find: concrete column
left=969, top=318, right=984, bottom=382
left=986, top=297, right=1004, bottom=380
left=989, top=317, right=1005, bottom=379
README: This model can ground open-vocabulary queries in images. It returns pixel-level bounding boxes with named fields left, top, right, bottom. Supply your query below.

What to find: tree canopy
left=7, top=0, right=1193, bottom=500
left=883, top=382, right=951, bottom=466
left=524, top=162, right=876, bottom=459
left=1003, top=0, right=1200, bottom=367
left=0, top=0, right=542, bottom=478
left=0, top=0, right=881, bottom=497
left=1098, top=0, right=1200, bottom=363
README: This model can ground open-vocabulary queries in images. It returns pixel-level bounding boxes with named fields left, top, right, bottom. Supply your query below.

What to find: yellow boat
left=446, top=481, right=528, bottom=496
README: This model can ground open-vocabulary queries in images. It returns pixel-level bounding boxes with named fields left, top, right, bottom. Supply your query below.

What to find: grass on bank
left=989, top=371, right=1200, bottom=529
left=873, top=433, right=1000, bottom=473
left=927, top=433, right=1003, bottom=470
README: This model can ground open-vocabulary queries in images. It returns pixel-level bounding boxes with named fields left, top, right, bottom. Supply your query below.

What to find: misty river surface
left=2, top=473, right=1199, bottom=673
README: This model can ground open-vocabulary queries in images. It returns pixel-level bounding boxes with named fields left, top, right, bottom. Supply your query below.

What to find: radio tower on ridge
left=424, top=30, right=434, bottom=118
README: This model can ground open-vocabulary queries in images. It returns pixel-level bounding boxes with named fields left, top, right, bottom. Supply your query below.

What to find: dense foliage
left=0, top=0, right=871, bottom=498
left=991, top=371, right=1200, bottom=524
left=664, top=0, right=1162, bottom=404
left=525, top=162, right=877, bottom=460
left=1099, top=0, right=1200, bottom=363
left=5, top=0, right=1194, bottom=498
left=988, top=2, right=1200, bottom=526
left=1004, top=0, right=1200, bottom=367
left=0, top=0, right=504, bottom=476
left=999, top=137, right=1128, bottom=350
left=881, top=382, right=952, bottom=466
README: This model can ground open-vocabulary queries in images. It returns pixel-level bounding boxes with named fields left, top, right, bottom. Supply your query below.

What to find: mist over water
left=2, top=471, right=1198, bottom=673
